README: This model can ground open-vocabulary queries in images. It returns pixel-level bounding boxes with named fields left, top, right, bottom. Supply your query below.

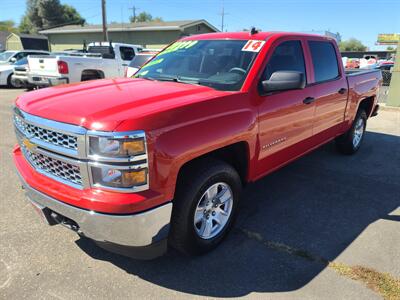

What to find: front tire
left=335, top=109, right=367, bottom=154
left=169, top=159, right=242, bottom=256
left=7, top=74, right=17, bottom=88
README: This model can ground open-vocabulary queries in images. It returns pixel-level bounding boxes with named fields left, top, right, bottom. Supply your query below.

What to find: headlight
left=91, top=165, right=148, bottom=188
left=89, top=135, right=146, bottom=159
left=88, top=131, right=149, bottom=191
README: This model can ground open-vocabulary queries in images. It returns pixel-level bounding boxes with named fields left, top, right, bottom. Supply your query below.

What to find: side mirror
left=261, top=71, right=305, bottom=93
left=9, top=57, right=17, bottom=63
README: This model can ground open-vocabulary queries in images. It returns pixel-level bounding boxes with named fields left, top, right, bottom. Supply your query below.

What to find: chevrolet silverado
left=13, top=32, right=381, bottom=259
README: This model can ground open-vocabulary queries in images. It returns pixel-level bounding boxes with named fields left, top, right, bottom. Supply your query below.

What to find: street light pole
left=101, top=0, right=109, bottom=42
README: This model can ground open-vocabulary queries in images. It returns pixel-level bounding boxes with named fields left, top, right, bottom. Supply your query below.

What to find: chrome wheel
left=193, top=182, right=233, bottom=240
left=353, top=118, right=364, bottom=148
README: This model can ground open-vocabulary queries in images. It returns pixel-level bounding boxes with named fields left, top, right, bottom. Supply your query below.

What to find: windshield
left=135, top=40, right=261, bottom=91
left=0, top=51, right=16, bottom=62
left=14, top=57, right=28, bottom=65
left=129, top=54, right=154, bottom=68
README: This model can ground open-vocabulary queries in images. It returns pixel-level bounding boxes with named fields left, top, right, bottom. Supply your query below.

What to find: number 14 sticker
left=242, top=40, right=265, bottom=52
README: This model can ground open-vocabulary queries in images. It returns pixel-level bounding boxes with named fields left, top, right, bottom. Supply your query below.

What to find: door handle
left=303, top=97, right=315, bottom=105
left=338, top=88, right=347, bottom=94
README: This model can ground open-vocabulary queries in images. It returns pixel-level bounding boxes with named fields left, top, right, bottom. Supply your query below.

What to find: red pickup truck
left=13, top=32, right=381, bottom=259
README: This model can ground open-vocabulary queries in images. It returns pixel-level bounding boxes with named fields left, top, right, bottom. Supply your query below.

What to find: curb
left=379, top=103, right=400, bottom=111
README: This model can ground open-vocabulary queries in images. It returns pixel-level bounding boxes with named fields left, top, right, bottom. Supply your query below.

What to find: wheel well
left=176, top=142, right=249, bottom=187
left=81, top=69, right=104, bottom=81
left=358, top=96, right=375, bottom=117
left=7, top=73, right=12, bottom=85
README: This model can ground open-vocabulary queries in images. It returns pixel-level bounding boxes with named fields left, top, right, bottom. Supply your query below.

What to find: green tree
left=0, top=20, right=18, bottom=33
left=19, top=0, right=85, bottom=33
left=130, top=11, right=163, bottom=23
left=386, top=46, right=396, bottom=51
left=339, top=38, right=367, bottom=51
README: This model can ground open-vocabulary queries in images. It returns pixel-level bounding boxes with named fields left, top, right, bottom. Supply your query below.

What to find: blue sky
left=1, top=0, right=399, bottom=50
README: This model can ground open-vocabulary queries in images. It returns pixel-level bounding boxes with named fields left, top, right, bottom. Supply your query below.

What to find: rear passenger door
left=306, top=40, right=348, bottom=139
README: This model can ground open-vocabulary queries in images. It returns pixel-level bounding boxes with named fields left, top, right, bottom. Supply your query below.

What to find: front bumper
left=27, top=73, right=69, bottom=86
left=18, top=173, right=172, bottom=259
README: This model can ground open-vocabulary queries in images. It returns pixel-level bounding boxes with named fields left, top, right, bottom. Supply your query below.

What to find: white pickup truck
left=27, top=42, right=143, bottom=87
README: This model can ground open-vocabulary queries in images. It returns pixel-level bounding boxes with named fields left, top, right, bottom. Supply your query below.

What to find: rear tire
left=169, top=159, right=242, bottom=256
left=335, top=109, right=367, bottom=154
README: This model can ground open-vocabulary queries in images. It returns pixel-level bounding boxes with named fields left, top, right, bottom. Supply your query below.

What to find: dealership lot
left=0, top=88, right=399, bottom=299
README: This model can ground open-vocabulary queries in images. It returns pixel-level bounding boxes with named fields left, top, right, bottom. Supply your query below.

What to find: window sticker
left=158, top=40, right=198, bottom=56
left=242, top=40, right=265, bottom=52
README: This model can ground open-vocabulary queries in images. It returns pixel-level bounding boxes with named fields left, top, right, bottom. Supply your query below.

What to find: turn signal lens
left=121, top=140, right=145, bottom=155
left=122, top=169, right=147, bottom=186
left=91, top=166, right=148, bottom=188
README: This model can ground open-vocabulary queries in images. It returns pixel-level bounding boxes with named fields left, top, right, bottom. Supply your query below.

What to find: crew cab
left=13, top=32, right=381, bottom=259
left=26, top=42, right=142, bottom=87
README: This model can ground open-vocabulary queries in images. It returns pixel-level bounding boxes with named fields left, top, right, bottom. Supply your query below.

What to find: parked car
left=0, top=50, right=49, bottom=65
left=13, top=32, right=381, bottom=260
left=0, top=51, right=50, bottom=87
left=125, top=51, right=158, bottom=77
left=10, top=57, right=32, bottom=88
left=27, top=42, right=143, bottom=87
left=345, top=58, right=360, bottom=69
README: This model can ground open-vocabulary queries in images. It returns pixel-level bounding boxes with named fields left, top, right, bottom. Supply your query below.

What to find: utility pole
left=101, top=0, right=108, bottom=41
left=130, top=5, right=139, bottom=22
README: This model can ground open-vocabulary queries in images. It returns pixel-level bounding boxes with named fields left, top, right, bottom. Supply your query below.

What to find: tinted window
left=135, top=40, right=260, bottom=91
left=14, top=52, right=28, bottom=61
left=120, top=47, right=135, bottom=60
left=309, top=41, right=339, bottom=82
left=129, top=54, right=153, bottom=68
left=263, top=40, right=306, bottom=81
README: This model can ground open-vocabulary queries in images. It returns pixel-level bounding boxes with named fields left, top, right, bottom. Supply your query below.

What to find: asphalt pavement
left=0, top=88, right=399, bottom=299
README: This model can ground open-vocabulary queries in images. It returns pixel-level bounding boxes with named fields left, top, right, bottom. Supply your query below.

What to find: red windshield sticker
left=242, top=40, right=265, bottom=52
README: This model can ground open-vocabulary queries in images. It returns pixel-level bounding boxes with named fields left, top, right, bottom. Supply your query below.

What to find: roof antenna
left=250, top=27, right=258, bottom=35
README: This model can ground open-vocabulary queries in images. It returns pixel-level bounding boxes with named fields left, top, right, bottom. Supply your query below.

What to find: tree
left=0, top=20, right=18, bottom=33
left=130, top=11, right=163, bottom=23
left=19, top=0, right=85, bottom=33
left=386, top=46, right=396, bottom=51
left=339, top=38, right=367, bottom=51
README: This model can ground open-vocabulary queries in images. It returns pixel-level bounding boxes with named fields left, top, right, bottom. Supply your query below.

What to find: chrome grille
left=22, top=146, right=82, bottom=186
left=14, top=114, right=78, bottom=151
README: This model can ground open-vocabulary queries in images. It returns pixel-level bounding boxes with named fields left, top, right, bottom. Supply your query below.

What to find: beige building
left=39, top=20, right=219, bottom=51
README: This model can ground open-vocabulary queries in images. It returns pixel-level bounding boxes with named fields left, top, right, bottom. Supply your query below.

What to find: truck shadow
left=76, top=131, right=400, bottom=297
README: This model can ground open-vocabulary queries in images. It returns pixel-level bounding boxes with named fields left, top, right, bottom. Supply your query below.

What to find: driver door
left=255, top=39, right=315, bottom=177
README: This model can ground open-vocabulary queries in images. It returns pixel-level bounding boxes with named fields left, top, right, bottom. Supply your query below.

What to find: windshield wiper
left=153, top=75, right=200, bottom=85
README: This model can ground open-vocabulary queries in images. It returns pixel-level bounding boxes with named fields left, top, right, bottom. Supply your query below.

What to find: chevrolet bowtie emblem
left=22, top=138, right=37, bottom=151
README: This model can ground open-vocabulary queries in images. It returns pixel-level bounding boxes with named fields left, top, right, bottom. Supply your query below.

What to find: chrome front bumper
left=19, top=175, right=172, bottom=250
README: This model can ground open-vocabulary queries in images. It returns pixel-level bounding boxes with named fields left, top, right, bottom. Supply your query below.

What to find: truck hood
left=16, top=78, right=227, bottom=131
